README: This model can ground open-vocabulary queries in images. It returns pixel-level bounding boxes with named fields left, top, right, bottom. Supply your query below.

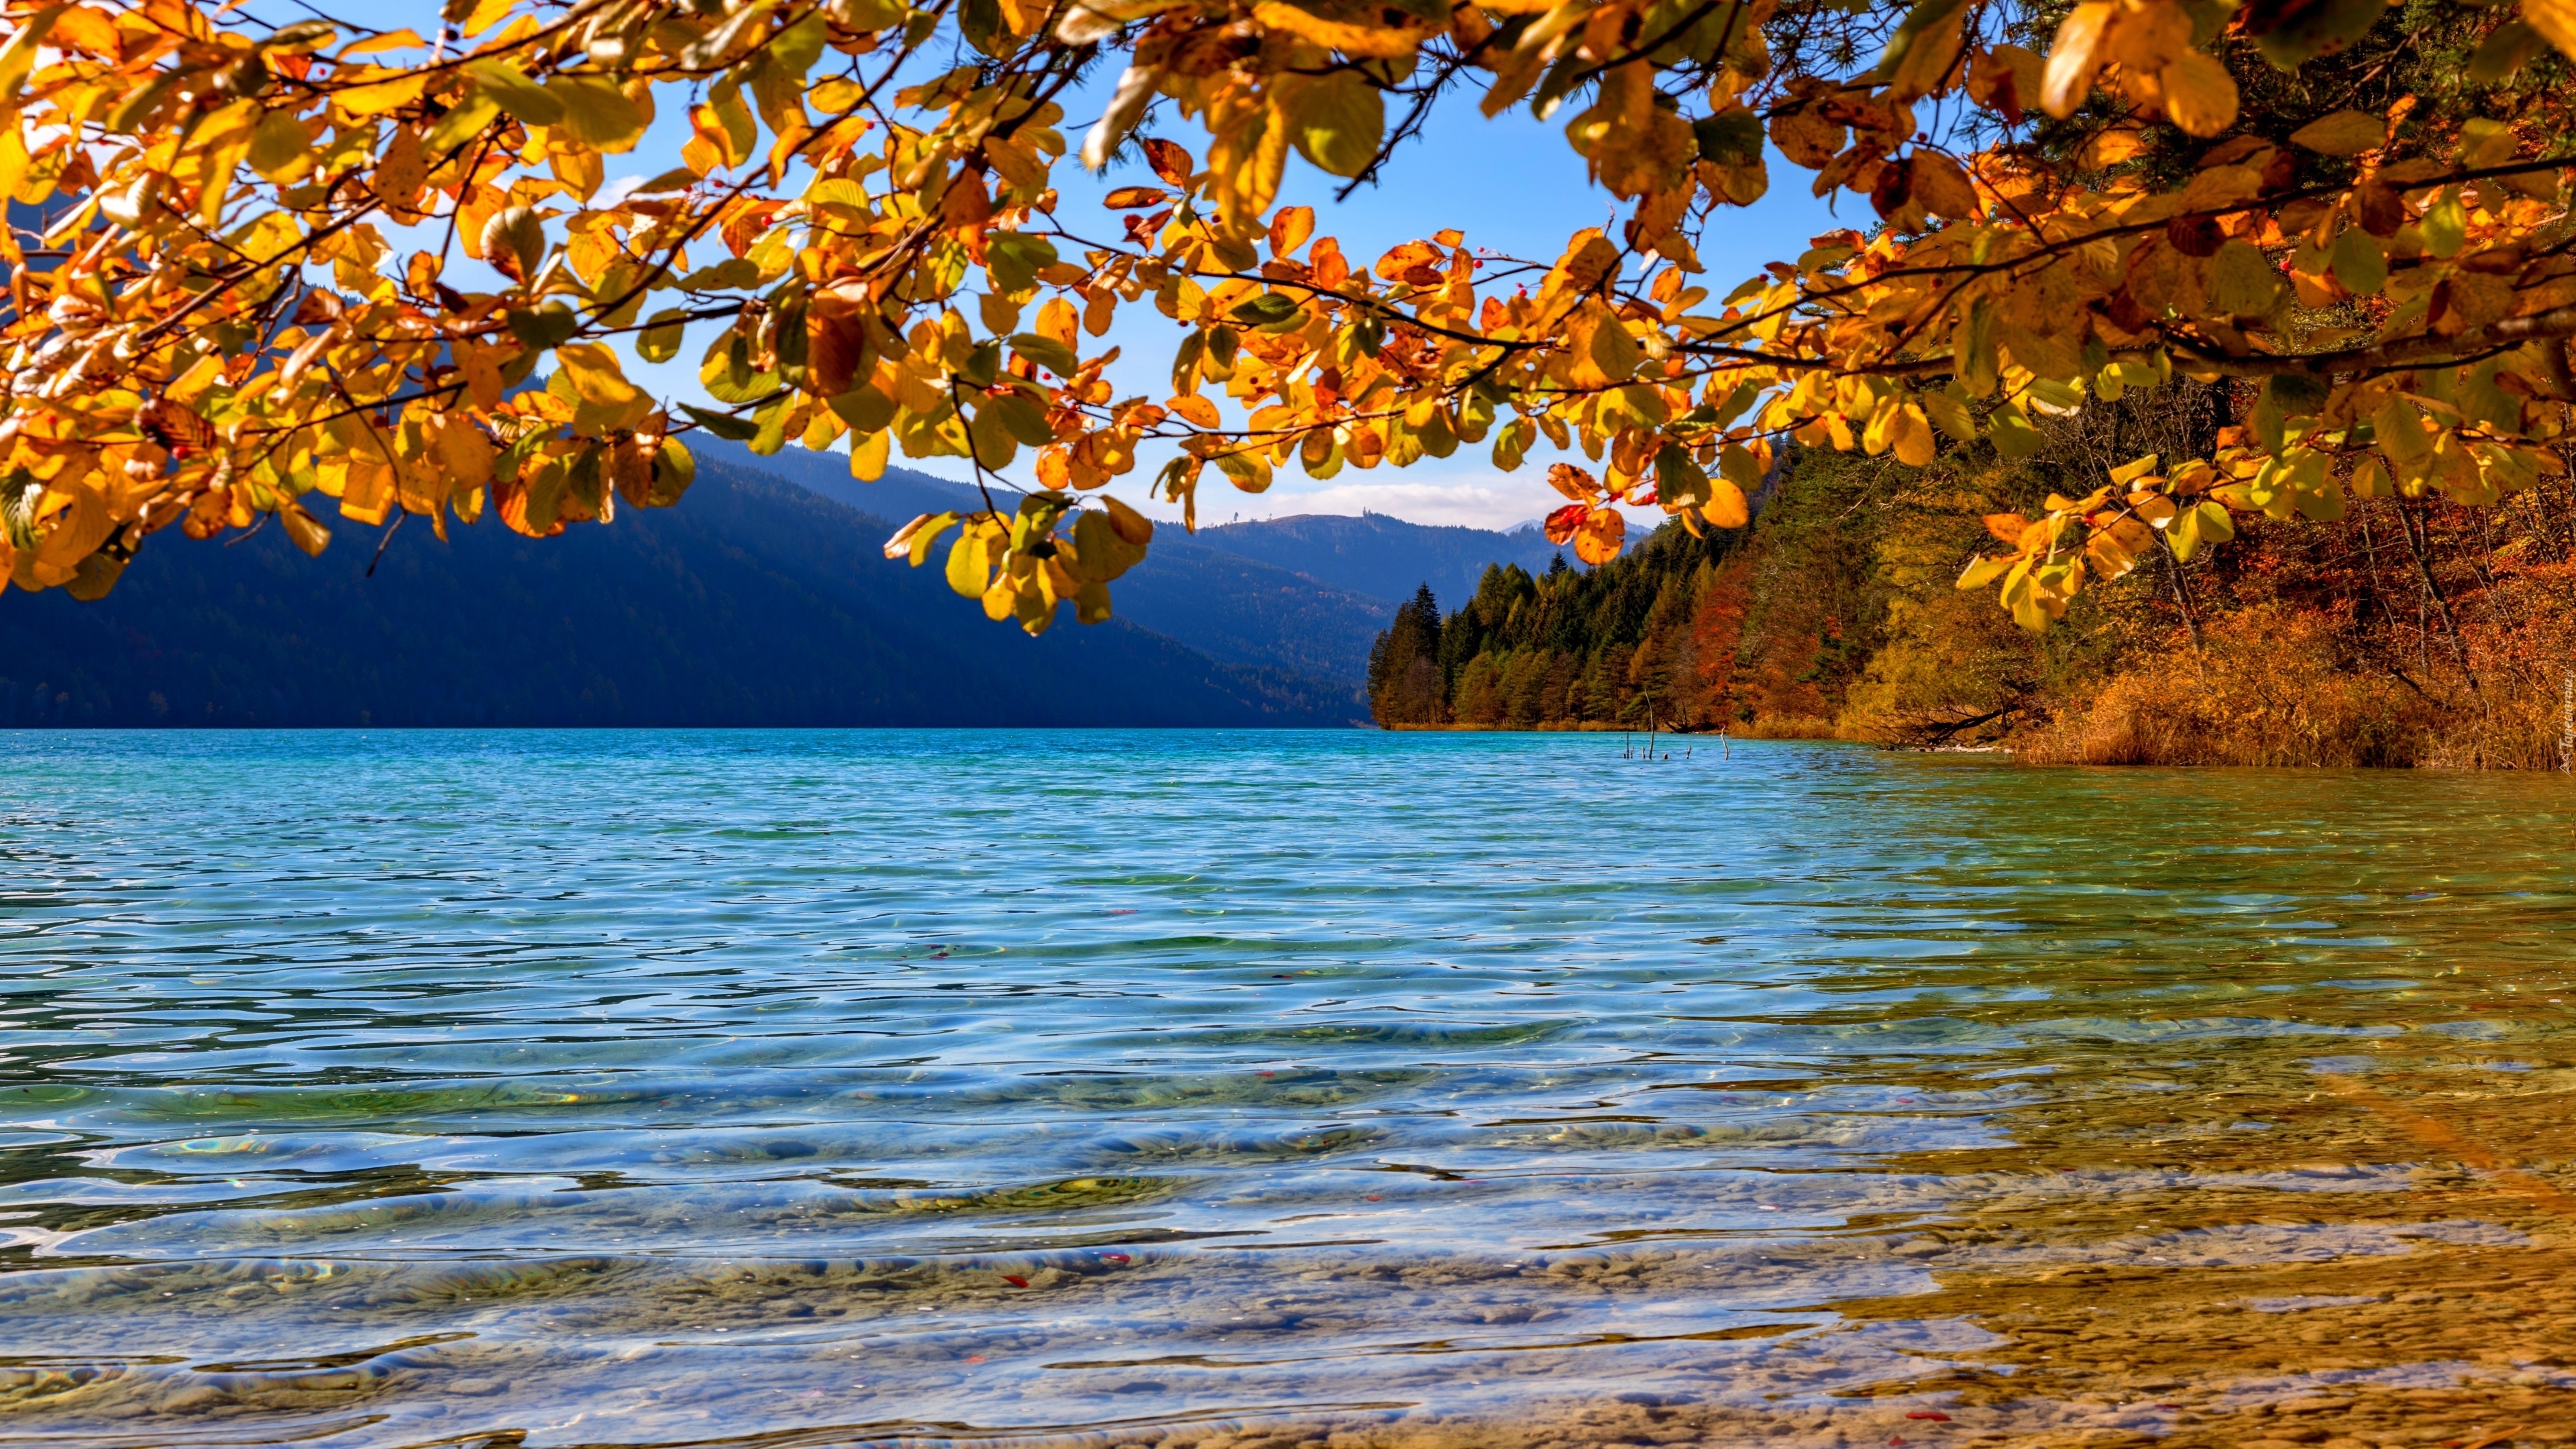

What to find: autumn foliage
left=1, top=0, right=2571, bottom=658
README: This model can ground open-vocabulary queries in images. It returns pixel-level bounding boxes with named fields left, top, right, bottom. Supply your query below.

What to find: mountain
left=0, top=461, right=1364, bottom=729
left=704, top=443, right=1568, bottom=663
left=1196, top=512, right=1570, bottom=613
left=696, top=442, right=1395, bottom=684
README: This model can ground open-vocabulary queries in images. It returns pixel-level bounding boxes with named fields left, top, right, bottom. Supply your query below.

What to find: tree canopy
left=1, top=0, right=2570, bottom=641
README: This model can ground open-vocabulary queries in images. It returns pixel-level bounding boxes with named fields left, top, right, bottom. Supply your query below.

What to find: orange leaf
left=1140, top=138, right=1195, bottom=187
left=1984, top=512, right=2032, bottom=545
left=1547, top=462, right=1601, bottom=502
left=1103, top=185, right=1169, bottom=209
left=1573, top=506, right=1625, bottom=565
left=1269, top=205, right=1314, bottom=258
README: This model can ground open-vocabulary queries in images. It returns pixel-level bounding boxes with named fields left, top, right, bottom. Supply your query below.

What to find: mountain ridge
left=1, top=461, right=1364, bottom=729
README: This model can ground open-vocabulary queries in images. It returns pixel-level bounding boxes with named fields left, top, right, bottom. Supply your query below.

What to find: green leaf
left=1011, top=332, right=1080, bottom=377
left=1655, top=443, right=1713, bottom=509
left=2169, top=504, right=2204, bottom=561
left=698, top=333, right=778, bottom=405
left=2467, top=19, right=2548, bottom=83
left=466, top=59, right=565, bottom=127
left=1691, top=109, right=1764, bottom=167
left=637, top=308, right=689, bottom=364
left=747, top=394, right=792, bottom=455
left=965, top=405, right=1020, bottom=470
left=2209, top=240, right=2284, bottom=317
left=2247, top=0, right=2387, bottom=70
left=2329, top=225, right=2385, bottom=297
left=427, top=93, right=500, bottom=154
left=984, top=231, right=1059, bottom=296
left=678, top=402, right=760, bottom=441
left=2196, top=499, right=2234, bottom=542
left=1921, top=388, right=1977, bottom=441
left=1229, top=292, right=1303, bottom=329
left=1286, top=70, right=1384, bottom=178
left=1717, top=442, right=1764, bottom=490
left=645, top=437, right=695, bottom=506
left=981, top=389, right=1055, bottom=447
left=772, top=7, right=831, bottom=78
left=1873, top=0, right=1971, bottom=81
left=506, top=303, right=579, bottom=350
left=65, top=549, right=127, bottom=602
left=827, top=383, right=898, bottom=435
left=680, top=258, right=763, bottom=291
left=1987, top=401, right=2042, bottom=459
left=959, top=0, right=1004, bottom=54
left=2420, top=189, right=2467, bottom=259
left=544, top=76, right=649, bottom=153
left=2251, top=386, right=2286, bottom=455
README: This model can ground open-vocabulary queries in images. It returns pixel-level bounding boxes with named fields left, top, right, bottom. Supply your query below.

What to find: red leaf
left=1544, top=503, right=1587, bottom=545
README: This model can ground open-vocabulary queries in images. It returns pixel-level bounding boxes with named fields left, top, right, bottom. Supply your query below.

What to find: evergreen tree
left=1367, top=584, right=1448, bottom=727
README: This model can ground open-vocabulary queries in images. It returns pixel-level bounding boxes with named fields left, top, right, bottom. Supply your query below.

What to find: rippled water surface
left=3, top=730, right=2573, bottom=1449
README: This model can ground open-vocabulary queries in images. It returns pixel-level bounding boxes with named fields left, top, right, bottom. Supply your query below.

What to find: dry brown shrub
left=2017, top=606, right=2441, bottom=767
left=1733, top=715, right=1845, bottom=740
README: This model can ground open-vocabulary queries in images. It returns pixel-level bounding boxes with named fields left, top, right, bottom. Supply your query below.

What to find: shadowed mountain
left=1195, top=513, right=1569, bottom=610
left=0, top=461, right=1363, bottom=729
left=700, top=441, right=1396, bottom=684
left=705, top=446, right=1576, bottom=672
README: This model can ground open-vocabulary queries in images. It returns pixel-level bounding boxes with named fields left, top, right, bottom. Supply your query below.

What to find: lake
left=2, top=730, right=2571, bottom=1448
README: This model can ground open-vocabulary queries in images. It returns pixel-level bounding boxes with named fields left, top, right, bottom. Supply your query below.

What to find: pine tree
left=1368, top=584, right=1447, bottom=727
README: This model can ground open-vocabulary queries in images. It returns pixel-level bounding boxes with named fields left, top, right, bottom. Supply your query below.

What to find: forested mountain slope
left=1197, top=513, right=1568, bottom=610
left=700, top=442, right=1394, bottom=684
left=1, top=462, right=1362, bottom=729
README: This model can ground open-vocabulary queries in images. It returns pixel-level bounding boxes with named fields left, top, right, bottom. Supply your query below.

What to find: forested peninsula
left=1366, top=397, right=2576, bottom=769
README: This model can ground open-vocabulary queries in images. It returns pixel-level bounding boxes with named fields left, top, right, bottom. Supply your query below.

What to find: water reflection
left=1, top=731, right=2571, bottom=1446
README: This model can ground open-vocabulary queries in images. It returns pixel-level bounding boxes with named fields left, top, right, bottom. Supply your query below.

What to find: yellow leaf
left=885, top=510, right=959, bottom=564
left=2041, top=2, right=2114, bottom=119
left=1282, top=70, right=1383, bottom=180
left=280, top=502, right=331, bottom=557
left=1907, top=152, right=1979, bottom=218
left=334, top=71, right=428, bottom=117
left=553, top=342, right=641, bottom=407
left=2158, top=51, right=2238, bottom=138
left=547, top=77, right=650, bottom=154
left=1890, top=402, right=1936, bottom=466
left=1705, top=478, right=1750, bottom=529
left=1956, top=554, right=2010, bottom=589
left=1881, top=3, right=1968, bottom=103
left=1102, top=493, right=1154, bottom=546
left=2524, top=0, right=2576, bottom=59
left=851, top=427, right=890, bottom=480
left=372, top=127, right=429, bottom=213
left=2287, top=108, right=2386, bottom=155
left=1251, top=0, right=1444, bottom=58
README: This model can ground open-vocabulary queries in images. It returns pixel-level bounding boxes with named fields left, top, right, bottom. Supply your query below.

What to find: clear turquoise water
left=2, top=731, right=2572, bottom=1448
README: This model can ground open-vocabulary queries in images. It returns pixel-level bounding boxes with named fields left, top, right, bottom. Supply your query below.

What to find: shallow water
left=2, top=730, right=2572, bottom=1449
